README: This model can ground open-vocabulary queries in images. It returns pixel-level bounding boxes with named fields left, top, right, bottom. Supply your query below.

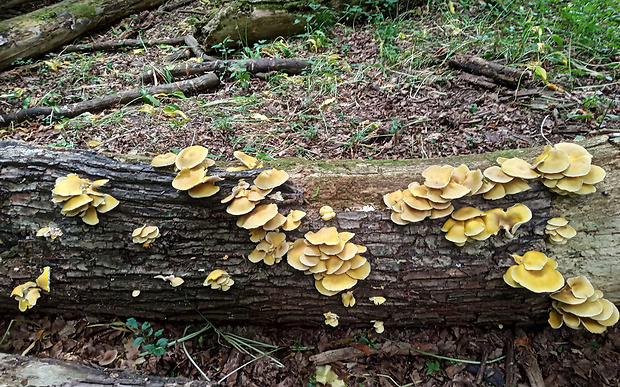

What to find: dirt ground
left=1, top=0, right=619, bottom=386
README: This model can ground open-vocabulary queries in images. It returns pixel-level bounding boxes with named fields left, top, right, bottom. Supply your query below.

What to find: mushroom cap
left=556, top=176, right=583, bottom=192
left=288, top=210, right=307, bottom=223
left=531, top=145, right=552, bottom=168
left=305, top=227, right=340, bottom=246
left=598, top=302, right=620, bottom=326
left=548, top=309, right=563, bottom=329
left=337, top=243, right=359, bottom=261
left=254, top=169, right=289, bottom=190
left=566, top=276, right=594, bottom=299
left=247, top=185, right=272, bottom=201
left=581, top=165, right=606, bottom=185
left=170, top=277, right=184, bottom=287
left=592, top=299, right=616, bottom=322
left=462, top=170, right=484, bottom=196
left=319, top=206, right=334, bottom=216
left=575, top=184, right=596, bottom=195
left=205, top=270, right=227, bottom=285
left=383, top=190, right=403, bottom=210
left=464, top=218, right=485, bottom=236
left=390, top=211, right=409, bottom=225
left=502, top=178, right=531, bottom=195
left=503, top=203, right=532, bottom=236
left=316, top=280, right=340, bottom=296
left=263, top=213, right=287, bottom=230
left=536, top=147, right=570, bottom=174
left=287, top=239, right=310, bottom=271
left=548, top=217, right=569, bottom=227
left=237, top=204, right=279, bottom=229
left=11, top=281, right=38, bottom=298
left=62, top=194, right=93, bottom=212
left=484, top=166, right=513, bottom=184
left=321, top=273, right=358, bottom=291
left=511, top=259, right=564, bottom=293
left=429, top=205, right=454, bottom=219
left=151, top=152, right=177, bottom=167
left=81, top=206, right=99, bottom=225
left=451, top=164, right=470, bottom=184
left=342, top=291, right=355, bottom=307
left=99, top=349, right=119, bottom=366
left=400, top=205, right=430, bottom=223
left=188, top=176, right=223, bottom=198
left=563, top=155, right=592, bottom=177
left=581, top=318, right=607, bottom=334
left=551, top=285, right=588, bottom=305
left=482, top=183, right=506, bottom=200
left=175, top=145, right=208, bottom=170
left=172, top=167, right=206, bottom=191
left=560, top=299, right=603, bottom=318
left=501, top=158, right=539, bottom=180
left=513, top=251, right=548, bottom=270
left=97, top=195, right=119, bottom=213
left=53, top=174, right=88, bottom=196
left=346, top=261, right=371, bottom=280
left=440, top=181, right=470, bottom=199
left=233, top=151, right=260, bottom=168
left=452, top=206, right=486, bottom=221
left=226, top=197, right=257, bottom=215
left=402, top=190, right=432, bottom=210
left=503, top=266, right=522, bottom=288
left=556, top=225, right=577, bottom=239
left=445, top=221, right=467, bottom=244
left=24, top=288, right=41, bottom=306
left=422, top=165, right=455, bottom=189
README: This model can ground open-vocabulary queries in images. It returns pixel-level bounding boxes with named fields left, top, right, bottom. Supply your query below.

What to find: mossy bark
left=0, top=0, right=164, bottom=70
left=0, top=137, right=618, bottom=327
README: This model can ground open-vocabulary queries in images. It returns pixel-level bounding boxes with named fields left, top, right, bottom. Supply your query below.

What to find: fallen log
left=0, top=73, right=220, bottom=126
left=447, top=54, right=531, bottom=88
left=0, top=137, right=618, bottom=327
left=63, top=36, right=187, bottom=53
left=184, top=34, right=217, bottom=61
left=0, top=0, right=165, bottom=71
left=0, top=352, right=212, bottom=387
left=140, top=58, right=310, bottom=84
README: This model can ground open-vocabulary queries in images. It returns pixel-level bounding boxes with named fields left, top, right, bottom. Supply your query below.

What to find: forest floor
left=1, top=0, right=620, bottom=386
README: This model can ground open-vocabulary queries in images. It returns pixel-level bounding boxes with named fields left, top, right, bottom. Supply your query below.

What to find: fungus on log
left=0, top=136, right=618, bottom=327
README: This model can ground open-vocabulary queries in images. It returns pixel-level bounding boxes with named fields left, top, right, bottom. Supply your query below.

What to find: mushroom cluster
left=36, top=225, right=63, bottom=240
left=532, top=143, right=606, bottom=196
left=384, top=164, right=487, bottom=225
left=480, top=159, right=534, bottom=200
left=132, top=225, right=161, bottom=247
left=319, top=206, right=336, bottom=221
left=226, top=151, right=264, bottom=171
left=248, top=231, right=291, bottom=265
left=342, top=291, right=355, bottom=307
left=324, top=312, right=339, bottom=327
left=154, top=274, right=184, bottom=287
left=545, top=217, right=576, bottom=245
left=441, top=204, right=532, bottom=246
left=503, top=251, right=564, bottom=293
left=152, top=145, right=223, bottom=198
left=11, top=267, right=50, bottom=312
left=287, top=227, right=371, bottom=296
left=52, top=174, right=119, bottom=225
left=204, top=269, right=234, bottom=291
left=548, top=276, right=619, bottom=333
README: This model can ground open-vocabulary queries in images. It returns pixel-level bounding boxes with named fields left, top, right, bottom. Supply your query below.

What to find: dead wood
left=63, top=37, right=187, bottom=53
left=514, top=329, right=545, bottom=387
left=0, top=136, right=618, bottom=326
left=504, top=328, right=517, bottom=387
left=0, top=73, right=220, bottom=126
left=140, top=58, right=310, bottom=83
left=0, top=352, right=213, bottom=387
left=184, top=34, right=217, bottom=61
left=309, top=342, right=411, bottom=365
left=0, top=0, right=166, bottom=70
left=160, top=0, right=195, bottom=12
left=448, top=54, right=530, bottom=88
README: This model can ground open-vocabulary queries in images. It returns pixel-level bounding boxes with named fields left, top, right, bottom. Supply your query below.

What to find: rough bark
left=0, top=0, right=165, bottom=70
left=0, top=73, right=220, bottom=126
left=140, top=58, right=310, bottom=84
left=0, top=136, right=618, bottom=327
left=63, top=37, right=187, bottom=53
left=448, top=54, right=531, bottom=88
left=0, top=352, right=212, bottom=387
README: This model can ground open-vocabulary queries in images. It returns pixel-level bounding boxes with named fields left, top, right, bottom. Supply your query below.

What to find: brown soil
left=1, top=1, right=619, bottom=386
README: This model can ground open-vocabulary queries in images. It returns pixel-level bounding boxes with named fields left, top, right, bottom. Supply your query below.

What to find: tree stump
left=0, top=136, right=618, bottom=327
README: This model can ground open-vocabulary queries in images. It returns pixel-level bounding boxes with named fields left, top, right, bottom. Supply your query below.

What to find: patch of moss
left=71, top=3, right=97, bottom=19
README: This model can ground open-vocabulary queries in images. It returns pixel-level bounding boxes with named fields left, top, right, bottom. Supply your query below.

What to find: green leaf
left=126, top=318, right=138, bottom=330
left=141, top=322, right=150, bottom=331
left=141, top=90, right=160, bottom=107
left=152, top=347, right=166, bottom=356
left=156, top=338, right=168, bottom=347
left=133, top=337, right=145, bottom=346
left=256, top=151, right=275, bottom=161
left=22, top=96, right=31, bottom=110
left=552, top=35, right=564, bottom=49
left=170, top=91, right=188, bottom=99
left=154, top=329, right=164, bottom=337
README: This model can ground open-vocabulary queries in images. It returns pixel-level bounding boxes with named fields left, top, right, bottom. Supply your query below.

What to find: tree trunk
left=0, top=352, right=212, bottom=387
left=0, top=136, right=618, bottom=327
left=0, top=0, right=165, bottom=70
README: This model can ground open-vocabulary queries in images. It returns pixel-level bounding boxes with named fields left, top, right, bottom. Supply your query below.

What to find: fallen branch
left=184, top=34, right=217, bottom=61
left=0, top=73, right=220, bottom=126
left=63, top=36, right=187, bottom=53
left=140, top=58, right=310, bottom=84
left=448, top=54, right=530, bottom=88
